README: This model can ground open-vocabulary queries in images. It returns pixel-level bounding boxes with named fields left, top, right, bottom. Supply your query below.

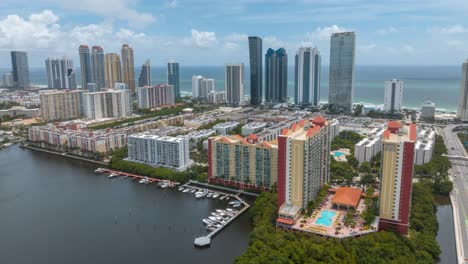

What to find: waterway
left=0, top=145, right=252, bottom=264
left=435, top=199, right=457, bottom=264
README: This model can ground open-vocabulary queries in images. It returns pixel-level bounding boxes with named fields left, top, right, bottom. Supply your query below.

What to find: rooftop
left=331, top=187, right=363, bottom=208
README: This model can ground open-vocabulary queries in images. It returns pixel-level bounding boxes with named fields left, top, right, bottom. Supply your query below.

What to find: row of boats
left=177, top=186, right=236, bottom=201
left=95, top=169, right=175, bottom=188
left=202, top=208, right=239, bottom=231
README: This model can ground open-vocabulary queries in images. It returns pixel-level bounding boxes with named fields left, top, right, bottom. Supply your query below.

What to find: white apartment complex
left=137, top=84, right=175, bottom=109
left=83, top=89, right=132, bottom=119
left=421, top=101, right=436, bottom=119
left=192, top=75, right=215, bottom=100
left=40, top=90, right=84, bottom=121
left=354, top=128, right=385, bottom=163
left=213, top=121, right=240, bottom=135
left=241, top=122, right=267, bottom=136
left=127, top=133, right=193, bottom=172
left=383, top=79, right=403, bottom=113
left=207, top=91, right=225, bottom=104
left=414, top=127, right=436, bottom=165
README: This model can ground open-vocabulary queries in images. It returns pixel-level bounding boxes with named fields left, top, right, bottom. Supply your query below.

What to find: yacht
left=139, top=177, right=150, bottom=184
left=226, top=196, right=231, bottom=200
left=206, top=225, right=216, bottom=231
left=232, top=204, right=242, bottom=208
left=229, top=201, right=240, bottom=205
left=202, top=219, right=213, bottom=225
left=212, top=193, right=220, bottom=199
left=207, top=192, right=213, bottom=198
left=216, top=209, right=225, bottom=213
left=196, top=192, right=207, bottom=199
left=108, top=173, right=118, bottom=178
left=178, top=186, right=185, bottom=191
left=183, top=188, right=191, bottom=193
left=160, top=182, right=170, bottom=188
left=94, top=168, right=104, bottom=173
left=211, top=212, right=220, bottom=217
left=226, top=208, right=234, bottom=212
left=190, top=189, right=197, bottom=193
left=220, top=196, right=226, bottom=200
left=208, top=216, right=219, bottom=222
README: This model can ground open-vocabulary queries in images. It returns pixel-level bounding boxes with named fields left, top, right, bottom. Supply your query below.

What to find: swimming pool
left=315, top=210, right=336, bottom=227
left=333, top=151, right=345, bottom=157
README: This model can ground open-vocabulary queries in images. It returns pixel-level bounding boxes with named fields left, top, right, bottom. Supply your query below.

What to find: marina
left=94, top=168, right=180, bottom=188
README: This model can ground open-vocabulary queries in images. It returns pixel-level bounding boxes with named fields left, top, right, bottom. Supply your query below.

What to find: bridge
left=442, top=154, right=468, bottom=161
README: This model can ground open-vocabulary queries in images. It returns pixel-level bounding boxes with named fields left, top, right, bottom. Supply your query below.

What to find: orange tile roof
left=276, top=217, right=295, bottom=225
left=281, top=128, right=289, bottom=135
left=312, top=116, right=326, bottom=123
left=247, top=134, right=258, bottom=140
left=331, top=187, right=363, bottom=208
left=298, top=120, right=306, bottom=127
left=384, top=130, right=391, bottom=139
left=409, top=123, right=417, bottom=141
left=291, top=123, right=298, bottom=131
left=387, top=121, right=402, bottom=130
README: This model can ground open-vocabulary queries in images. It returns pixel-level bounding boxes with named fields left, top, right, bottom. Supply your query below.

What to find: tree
left=359, top=162, right=372, bottom=174
left=354, top=104, right=363, bottom=116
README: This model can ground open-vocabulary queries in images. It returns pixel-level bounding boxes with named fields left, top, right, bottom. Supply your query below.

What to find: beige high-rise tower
left=104, top=53, right=122, bottom=88
left=121, top=44, right=135, bottom=93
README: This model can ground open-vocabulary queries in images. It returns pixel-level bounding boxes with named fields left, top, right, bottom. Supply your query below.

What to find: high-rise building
left=458, top=60, right=468, bottom=121
left=86, top=83, right=98, bottom=93
left=354, top=128, right=385, bottom=163
left=91, top=46, right=105, bottom=90
left=79, top=45, right=92, bottom=88
left=384, top=79, right=404, bottom=114
left=104, top=53, right=122, bottom=88
left=207, top=91, right=225, bottom=105
left=192, top=75, right=215, bottom=100
left=265, top=48, right=288, bottom=104
left=421, top=101, right=436, bottom=119
left=208, top=134, right=278, bottom=190
left=167, top=61, right=180, bottom=99
left=121, top=44, right=135, bottom=93
left=45, top=57, right=77, bottom=89
left=10, top=51, right=30, bottom=88
left=83, top=89, right=132, bottom=119
left=2, top=72, right=14, bottom=88
left=137, top=84, right=175, bottom=109
left=378, top=121, right=417, bottom=235
left=138, top=59, right=151, bottom=87
left=40, top=90, right=84, bottom=121
left=329, top=32, right=356, bottom=112
left=114, top=83, right=128, bottom=90
left=277, top=117, right=332, bottom=223
left=249, top=36, right=262, bottom=105
left=225, top=64, right=244, bottom=106
left=128, top=133, right=193, bottom=172
left=295, top=47, right=321, bottom=107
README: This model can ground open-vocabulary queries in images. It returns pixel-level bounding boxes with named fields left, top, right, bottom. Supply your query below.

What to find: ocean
left=1, top=65, right=461, bottom=112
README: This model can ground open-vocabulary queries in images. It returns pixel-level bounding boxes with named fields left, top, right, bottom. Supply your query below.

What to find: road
left=440, top=124, right=468, bottom=264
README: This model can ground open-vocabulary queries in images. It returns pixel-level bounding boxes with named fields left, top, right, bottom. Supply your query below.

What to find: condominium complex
left=265, top=48, right=288, bottom=104
left=383, top=79, right=404, bottom=114
left=79, top=45, right=92, bottom=87
left=248, top=36, right=263, bottom=106
left=121, top=44, right=135, bottom=93
left=414, top=127, right=435, bottom=165
left=104, top=53, right=122, bottom=88
left=277, top=117, right=332, bottom=221
left=458, top=60, right=468, bottom=122
left=379, top=121, right=417, bottom=235
left=2, top=72, right=13, bottom=88
left=40, top=90, right=84, bottom=121
left=83, top=89, right=132, bottom=119
left=45, top=57, right=77, bottom=89
left=10, top=51, right=30, bottom=88
left=420, top=101, right=436, bottom=119
left=127, top=133, right=193, bottom=172
left=207, top=91, right=225, bottom=104
left=329, top=32, right=355, bottom=112
left=241, top=122, right=267, bottom=136
left=255, top=118, right=300, bottom=142
left=138, top=59, right=151, bottom=87
left=295, top=47, right=321, bottom=107
left=213, top=121, right=239, bottom=135
left=225, top=64, right=244, bottom=106
left=177, top=129, right=216, bottom=148
left=192, top=75, right=215, bottom=100
left=329, top=119, right=341, bottom=141
left=167, top=61, right=180, bottom=99
left=91, top=46, right=106, bottom=90
left=137, top=84, right=175, bottom=109
left=354, top=128, right=385, bottom=163
left=208, top=134, right=278, bottom=189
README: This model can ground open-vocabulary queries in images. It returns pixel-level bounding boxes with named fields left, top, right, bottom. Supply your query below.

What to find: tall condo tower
left=167, top=61, right=180, bottom=99
left=248, top=36, right=263, bottom=105
left=265, top=48, right=288, bottom=104
left=45, top=56, right=77, bottom=89
left=79, top=45, right=92, bottom=87
left=329, top=32, right=356, bottom=112
left=383, top=79, right=404, bottom=114
left=121, top=44, right=135, bottom=93
left=295, top=47, right=321, bottom=107
left=378, top=121, right=417, bottom=235
left=138, top=59, right=151, bottom=87
left=458, top=60, right=468, bottom=121
left=10, top=51, right=30, bottom=88
left=225, top=64, right=244, bottom=106
left=104, top=53, right=122, bottom=88
left=91, top=46, right=105, bottom=90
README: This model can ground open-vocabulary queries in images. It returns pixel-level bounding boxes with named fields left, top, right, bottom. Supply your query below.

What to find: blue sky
left=0, top=0, right=468, bottom=67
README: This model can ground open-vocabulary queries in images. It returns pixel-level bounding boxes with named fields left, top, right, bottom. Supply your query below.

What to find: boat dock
left=182, top=182, right=251, bottom=248
left=95, top=168, right=180, bottom=186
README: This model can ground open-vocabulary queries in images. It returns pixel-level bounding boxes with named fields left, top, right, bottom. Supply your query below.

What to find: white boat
left=108, top=173, right=119, bottom=178
left=226, top=208, right=234, bottom=212
left=213, top=223, right=222, bottom=228
left=232, top=204, right=242, bottom=208
left=190, top=189, right=197, bottom=193
left=229, top=201, right=240, bottom=205
left=183, top=188, right=191, bottom=193
left=161, top=182, right=169, bottom=189
left=206, top=225, right=216, bottom=231
left=226, top=196, right=231, bottom=200
left=212, top=193, right=220, bottom=199
left=202, top=219, right=213, bottom=225
left=220, top=196, right=226, bottom=200
left=94, top=168, right=103, bottom=173
left=139, top=177, right=150, bottom=184
left=207, top=192, right=213, bottom=198
left=216, top=209, right=225, bottom=213
left=178, top=187, right=185, bottom=191
left=208, top=216, right=219, bottom=222
left=196, top=192, right=207, bottom=199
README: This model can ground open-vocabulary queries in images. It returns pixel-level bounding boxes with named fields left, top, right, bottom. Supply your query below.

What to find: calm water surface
left=0, top=145, right=252, bottom=264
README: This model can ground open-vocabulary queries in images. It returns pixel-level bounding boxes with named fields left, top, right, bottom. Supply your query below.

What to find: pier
left=182, top=182, right=251, bottom=247
left=96, top=168, right=180, bottom=186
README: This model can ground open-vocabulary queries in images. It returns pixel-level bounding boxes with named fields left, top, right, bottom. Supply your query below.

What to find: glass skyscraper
left=138, top=59, right=151, bottom=87
left=328, top=32, right=355, bottom=112
left=294, top=47, right=321, bottom=107
left=10, top=51, right=30, bottom=88
left=248, top=36, right=262, bottom=105
left=79, top=45, right=92, bottom=88
left=265, top=48, right=288, bottom=104
left=167, top=61, right=180, bottom=99
left=91, top=46, right=105, bottom=90
left=225, top=63, right=244, bottom=106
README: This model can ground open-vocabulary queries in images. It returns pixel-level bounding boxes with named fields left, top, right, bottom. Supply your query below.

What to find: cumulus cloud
left=188, top=29, right=218, bottom=48
left=306, top=25, right=350, bottom=42
left=263, top=36, right=285, bottom=48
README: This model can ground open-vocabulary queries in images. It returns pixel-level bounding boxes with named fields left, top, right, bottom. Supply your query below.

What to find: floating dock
left=95, top=168, right=180, bottom=186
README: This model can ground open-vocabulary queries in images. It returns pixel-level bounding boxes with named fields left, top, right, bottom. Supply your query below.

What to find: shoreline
left=20, top=144, right=108, bottom=166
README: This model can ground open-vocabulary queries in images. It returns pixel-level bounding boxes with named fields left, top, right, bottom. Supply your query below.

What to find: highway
left=440, top=124, right=468, bottom=264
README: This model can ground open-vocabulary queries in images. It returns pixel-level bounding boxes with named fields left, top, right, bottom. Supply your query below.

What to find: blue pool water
left=315, top=210, right=336, bottom=227
left=333, top=151, right=345, bottom=157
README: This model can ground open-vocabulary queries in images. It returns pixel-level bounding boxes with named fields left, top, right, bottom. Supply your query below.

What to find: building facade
left=354, top=128, right=385, bottom=163
left=121, top=44, right=135, bottom=93
left=104, top=53, right=122, bottom=88
left=79, top=45, right=92, bottom=88
left=45, top=57, right=77, bottom=90
left=127, top=133, right=193, bottom=172
left=265, top=48, right=288, bottom=104
left=10, top=51, right=30, bottom=88
left=40, top=90, right=84, bottom=121
left=83, top=89, right=132, bottom=119
left=137, top=84, right=175, bottom=109
left=379, top=121, right=417, bottom=235
left=225, top=64, right=244, bottom=106
left=207, top=91, right=225, bottom=104
left=138, top=59, right=151, bottom=87
left=295, top=47, right=321, bottom=107
left=383, top=79, right=404, bottom=114
left=192, top=75, right=215, bottom=100
left=328, top=32, right=355, bottom=112
left=91, top=46, right=105, bottom=90
left=458, top=60, right=468, bottom=122
left=167, top=61, right=180, bottom=99
left=213, top=121, right=240, bottom=135
left=414, top=127, right=435, bottom=165
left=2, top=72, right=13, bottom=88
left=420, top=101, right=436, bottom=119
left=249, top=36, right=263, bottom=106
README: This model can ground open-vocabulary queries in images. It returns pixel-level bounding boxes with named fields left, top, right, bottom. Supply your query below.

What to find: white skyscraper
left=458, top=60, right=468, bottom=121
left=192, top=75, right=215, bottom=100
left=83, top=89, right=132, bottom=119
left=383, top=79, right=403, bottom=114
left=192, top=75, right=203, bottom=98
left=45, top=57, right=77, bottom=89
left=225, top=63, right=244, bottom=106
left=295, top=47, right=321, bottom=107
left=421, top=101, right=436, bottom=119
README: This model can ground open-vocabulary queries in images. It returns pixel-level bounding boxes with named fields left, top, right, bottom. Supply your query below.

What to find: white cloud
left=164, top=0, right=179, bottom=8
left=188, top=29, right=218, bottom=48
left=306, top=25, right=349, bottom=42
left=430, top=24, right=468, bottom=34
left=376, top=26, right=398, bottom=35
left=263, top=36, right=285, bottom=48
left=223, top=42, right=239, bottom=50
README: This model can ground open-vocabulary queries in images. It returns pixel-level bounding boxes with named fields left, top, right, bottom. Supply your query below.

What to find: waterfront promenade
left=20, top=144, right=108, bottom=166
